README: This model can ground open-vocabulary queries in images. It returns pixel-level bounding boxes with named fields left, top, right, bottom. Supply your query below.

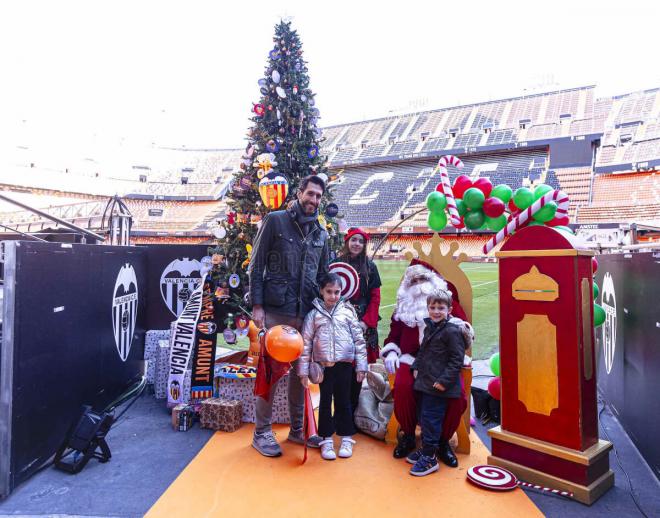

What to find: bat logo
left=160, top=258, right=203, bottom=317
left=112, top=263, right=138, bottom=362
left=601, top=272, right=617, bottom=375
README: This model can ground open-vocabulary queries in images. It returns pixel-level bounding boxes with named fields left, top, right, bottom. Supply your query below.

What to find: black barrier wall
left=595, top=252, right=660, bottom=481
left=0, top=242, right=147, bottom=498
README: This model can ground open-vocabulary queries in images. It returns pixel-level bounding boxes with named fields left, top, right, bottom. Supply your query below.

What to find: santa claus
left=381, top=259, right=473, bottom=466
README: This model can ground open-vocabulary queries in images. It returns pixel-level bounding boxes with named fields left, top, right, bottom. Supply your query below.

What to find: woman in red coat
left=332, top=228, right=382, bottom=417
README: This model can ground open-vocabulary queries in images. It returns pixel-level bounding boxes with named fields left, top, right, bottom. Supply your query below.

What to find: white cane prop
left=436, top=155, right=464, bottom=226
left=482, top=190, right=570, bottom=254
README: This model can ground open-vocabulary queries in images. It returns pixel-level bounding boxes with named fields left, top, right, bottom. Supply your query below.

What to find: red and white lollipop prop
left=467, top=465, right=574, bottom=499
left=482, top=189, right=570, bottom=254
left=436, top=155, right=464, bottom=226
left=328, top=262, right=360, bottom=300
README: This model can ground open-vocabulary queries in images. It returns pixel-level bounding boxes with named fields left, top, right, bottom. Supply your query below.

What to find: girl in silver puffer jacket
left=298, top=273, right=367, bottom=460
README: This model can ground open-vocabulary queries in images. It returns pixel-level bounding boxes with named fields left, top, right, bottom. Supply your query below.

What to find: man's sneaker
left=409, top=454, right=439, bottom=477
left=338, top=437, right=356, bottom=458
left=287, top=428, right=321, bottom=448
left=252, top=431, right=282, bottom=457
left=320, top=439, right=336, bottom=460
left=406, top=449, right=423, bottom=465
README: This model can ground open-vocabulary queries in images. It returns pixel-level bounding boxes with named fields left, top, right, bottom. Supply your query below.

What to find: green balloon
left=486, top=214, right=507, bottom=231
left=534, top=183, right=554, bottom=200
left=593, top=282, right=599, bottom=300
left=427, top=210, right=448, bottom=231
left=533, top=201, right=558, bottom=222
left=489, top=352, right=501, bottom=377
left=425, top=191, right=447, bottom=213
left=513, top=187, right=534, bottom=210
left=464, top=209, right=485, bottom=229
left=593, top=304, right=606, bottom=327
left=491, top=184, right=513, bottom=203
left=463, top=188, right=485, bottom=210
left=456, top=198, right=468, bottom=216
left=527, top=221, right=545, bottom=227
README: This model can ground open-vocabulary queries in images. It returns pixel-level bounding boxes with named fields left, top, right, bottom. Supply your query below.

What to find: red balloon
left=508, top=199, right=517, bottom=213
left=488, top=377, right=501, bottom=401
left=473, top=177, right=493, bottom=198
left=435, top=182, right=444, bottom=192
left=483, top=197, right=505, bottom=218
left=546, top=216, right=562, bottom=227
left=453, top=175, right=473, bottom=199
left=592, top=257, right=599, bottom=274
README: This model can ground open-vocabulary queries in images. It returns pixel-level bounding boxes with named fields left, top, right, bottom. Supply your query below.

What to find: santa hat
left=344, top=227, right=370, bottom=242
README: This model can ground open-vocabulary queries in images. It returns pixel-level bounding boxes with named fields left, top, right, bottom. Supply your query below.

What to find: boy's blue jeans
left=418, top=392, right=448, bottom=456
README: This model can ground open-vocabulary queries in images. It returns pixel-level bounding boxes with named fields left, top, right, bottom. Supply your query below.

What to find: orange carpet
left=146, top=424, right=541, bottom=517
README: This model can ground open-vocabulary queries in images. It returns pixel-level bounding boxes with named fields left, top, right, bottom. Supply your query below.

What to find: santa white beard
left=393, top=268, right=448, bottom=328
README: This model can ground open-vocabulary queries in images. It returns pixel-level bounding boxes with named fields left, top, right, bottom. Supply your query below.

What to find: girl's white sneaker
left=320, top=438, right=336, bottom=460
left=338, top=437, right=356, bottom=458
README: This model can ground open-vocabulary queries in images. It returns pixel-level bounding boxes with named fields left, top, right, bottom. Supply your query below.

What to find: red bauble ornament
left=252, top=103, right=265, bottom=116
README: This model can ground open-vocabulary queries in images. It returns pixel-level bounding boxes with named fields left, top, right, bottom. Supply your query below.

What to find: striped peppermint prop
left=518, top=480, right=574, bottom=499
left=437, top=155, right=464, bottom=226
left=482, top=189, right=569, bottom=254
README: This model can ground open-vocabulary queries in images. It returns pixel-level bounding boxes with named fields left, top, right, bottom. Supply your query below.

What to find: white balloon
left=276, top=86, right=286, bottom=98
left=272, top=70, right=280, bottom=84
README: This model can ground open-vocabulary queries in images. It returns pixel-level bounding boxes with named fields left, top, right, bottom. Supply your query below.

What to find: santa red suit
left=381, top=259, right=473, bottom=462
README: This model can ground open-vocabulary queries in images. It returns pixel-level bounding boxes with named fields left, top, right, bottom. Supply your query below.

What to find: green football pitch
left=374, top=260, right=499, bottom=360
left=222, top=260, right=499, bottom=360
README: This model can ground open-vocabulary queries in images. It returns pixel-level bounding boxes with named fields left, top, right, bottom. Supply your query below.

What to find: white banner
left=167, top=273, right=206, bottom=407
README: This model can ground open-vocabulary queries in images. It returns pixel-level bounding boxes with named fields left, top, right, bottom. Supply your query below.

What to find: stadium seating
left=331, top=149, right=553, bottom=229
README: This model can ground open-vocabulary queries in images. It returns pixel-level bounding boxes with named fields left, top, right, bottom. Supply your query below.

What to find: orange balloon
left=265, top=325, right=304, bottom=363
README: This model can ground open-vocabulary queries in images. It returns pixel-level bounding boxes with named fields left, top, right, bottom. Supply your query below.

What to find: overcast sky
left=1, top=0, right=658, bottom=157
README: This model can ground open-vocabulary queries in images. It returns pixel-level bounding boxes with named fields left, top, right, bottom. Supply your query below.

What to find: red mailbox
left=487, top=226, right=613, bottom=505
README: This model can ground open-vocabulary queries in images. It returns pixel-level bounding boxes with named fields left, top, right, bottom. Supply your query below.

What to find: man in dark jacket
left=408, top=289, right=465, bottom=476
left=249, top=175, right=329, bottom=457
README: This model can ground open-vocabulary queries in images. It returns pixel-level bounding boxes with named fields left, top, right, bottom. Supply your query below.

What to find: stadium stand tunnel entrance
left=0, top=241, right=211, bottom=499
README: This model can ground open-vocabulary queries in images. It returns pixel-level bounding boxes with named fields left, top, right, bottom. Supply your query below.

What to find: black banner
left=140, top=244, right=209, bottom=330
left=595, top=252, right=660, bottom=481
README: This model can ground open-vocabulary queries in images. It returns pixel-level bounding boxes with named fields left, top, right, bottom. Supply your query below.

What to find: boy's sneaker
left=287, top=428, right=321, bottom=448
left=409, top=454, right=439, bottom=477
left=406, top=449, right=423, bottom=465
left=338, top=437, right=356, bottom=458
left=320, top=439, right=336, bottom=460
left=252, top=431, right=282, bottom=457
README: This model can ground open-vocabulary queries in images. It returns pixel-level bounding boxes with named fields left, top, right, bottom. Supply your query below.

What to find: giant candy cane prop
left=437, top=155, right=464, bottom=226
left=482, top=189, right=569, bottom=254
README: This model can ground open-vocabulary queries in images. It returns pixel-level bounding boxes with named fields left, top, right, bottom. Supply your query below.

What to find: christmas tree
left=208, top=20, right=339, bottom=341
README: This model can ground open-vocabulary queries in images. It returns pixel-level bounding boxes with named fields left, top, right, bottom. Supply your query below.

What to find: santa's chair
left=385, top=233, right=474, bottom=454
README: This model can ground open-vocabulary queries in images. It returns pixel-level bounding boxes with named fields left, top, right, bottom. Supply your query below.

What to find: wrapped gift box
left=199, top=398, right=243, bottom=432
left=144, top=330, right=170, bottom=385
left=214, top=372, right=290, bottom=424
left=172, top=403, right=194, bottom=431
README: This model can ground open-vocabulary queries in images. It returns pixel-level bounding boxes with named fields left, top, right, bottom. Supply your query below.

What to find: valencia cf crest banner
left=189, top=277, right=217, bottom=401
left=167, top=275, right=206, bottom=407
